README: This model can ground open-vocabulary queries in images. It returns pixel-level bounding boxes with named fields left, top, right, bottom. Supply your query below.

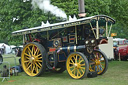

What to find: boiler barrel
left=57, top=45, right=85, bottom=53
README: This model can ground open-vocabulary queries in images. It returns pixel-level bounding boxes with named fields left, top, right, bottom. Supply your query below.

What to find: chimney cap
left=78, top=13, right=86, bottom=18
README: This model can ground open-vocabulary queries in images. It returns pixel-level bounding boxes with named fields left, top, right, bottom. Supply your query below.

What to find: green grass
left=0, top=54, right=128, bottom=85
left=2, top=54, right=20, bottom=67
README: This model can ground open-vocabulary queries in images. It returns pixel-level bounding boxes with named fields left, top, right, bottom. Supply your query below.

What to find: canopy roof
left=12, top=15, right=115, bottom=36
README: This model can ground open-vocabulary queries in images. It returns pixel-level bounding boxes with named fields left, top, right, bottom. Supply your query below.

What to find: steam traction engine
left=12, top=15, right=115, bottom=79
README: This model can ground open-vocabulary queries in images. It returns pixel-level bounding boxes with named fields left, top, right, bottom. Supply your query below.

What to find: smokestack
left=78, top=0, right=86, bottom=18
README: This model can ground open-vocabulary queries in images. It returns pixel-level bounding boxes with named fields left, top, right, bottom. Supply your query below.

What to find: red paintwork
left=117, top=45, right=128, bottom=59
left=28, top=34, right=32, bottom=42
left=49, top=48, right=56, bottom=52
left=34, top=39, right=41, bottom=42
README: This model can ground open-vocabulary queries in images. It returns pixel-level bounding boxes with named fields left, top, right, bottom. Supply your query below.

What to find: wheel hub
left=95, top=60, right=100, bottom=65
left=30, top=57, right=35, bottom=63
left=74, top=63, right=80, bottom=69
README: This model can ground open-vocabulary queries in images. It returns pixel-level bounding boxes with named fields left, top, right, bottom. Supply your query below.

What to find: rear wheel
left=89, top=50, right=108, bottom=75
left=66, top=52, right=89, bottom=79
left=21, top=42, right=46, bottom=76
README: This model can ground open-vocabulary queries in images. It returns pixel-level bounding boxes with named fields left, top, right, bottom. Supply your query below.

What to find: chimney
left=78, top=0, right=86, bottom=18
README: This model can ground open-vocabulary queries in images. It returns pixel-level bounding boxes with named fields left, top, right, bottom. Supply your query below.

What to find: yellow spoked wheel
left=89, top=50, right=108, bottom=75
left=21, top=42, right=46, bottom=76
left=66, top=52, right=89, bottom=79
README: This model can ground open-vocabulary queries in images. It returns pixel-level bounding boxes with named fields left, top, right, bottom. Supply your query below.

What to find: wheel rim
left=22, top=43, right=43, bottom=76
left=67, top=53, right=86, bottom=79
left=89, top=51, right=106, bottom=74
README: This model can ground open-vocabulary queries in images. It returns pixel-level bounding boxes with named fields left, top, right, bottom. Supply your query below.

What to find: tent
left=10, top=45, right=17, bottom=54
left=10, top=45, right=16, bottom=49
left=0, top=43, right=11, bottom=54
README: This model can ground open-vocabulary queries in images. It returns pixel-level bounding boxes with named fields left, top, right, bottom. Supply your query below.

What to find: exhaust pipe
left=78, top=0, right=86, bottom=18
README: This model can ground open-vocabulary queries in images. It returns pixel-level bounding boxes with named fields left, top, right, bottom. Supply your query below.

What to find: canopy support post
left=96, top=19, right=99, bottom=39
left=23, top=35, right=25, bottom=45
left=106, top=19, right=108, bottom=37
left=108, top=23, right=113, bottom=37
left=75, top=26, right=78, bottom=44
left=90, top=22, right=96, bottom=38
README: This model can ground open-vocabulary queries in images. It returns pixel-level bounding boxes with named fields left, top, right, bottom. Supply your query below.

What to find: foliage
left=0, top=0, right=128, bottom=45
left=1, top=55, right=128, bottom=85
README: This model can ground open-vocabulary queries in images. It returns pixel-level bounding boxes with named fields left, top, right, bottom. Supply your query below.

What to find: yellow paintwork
left=21, top=43, right=43, bottom=76
left=66, top=53, right=86, bottom=79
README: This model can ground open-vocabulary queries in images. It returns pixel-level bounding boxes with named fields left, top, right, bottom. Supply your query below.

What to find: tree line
left=0, top=0, right=128, bottom=45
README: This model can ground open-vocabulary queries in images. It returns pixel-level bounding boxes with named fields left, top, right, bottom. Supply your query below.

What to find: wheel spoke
left=91, top=65, right=96, bottom=69
left=77, top=69, right=79, bottom=77
left=28, top=50, right=32, bottom=57
left=98, top=66, right=102, bottom=72
left=24, top=60, right=29, bottom=63
left=35, top=64, right=39, bottom=73
left=80, top=67, right=85, bottom=70
left=74, top=68, right=76, bottom=75
left=34, top=48, right=39, bottom=56
left=97, top=65, right=100, bottom=71
left=78, top=69, right=81, bottom=76
left=28, top=47, right=32, bottom=55
left=37, top=57, right=42, bottom=59
left=31, top=63, right=33, bottom=71
left=75, top=55, right=78, bottom=63
left=36, top=60, right=42, bottom=62
left=31, top=45, right=34, bottom=56
left=31, top=63, right=35, bottom=74
left=69, top=66, right=74, bottom=68
left=72, top=56, right=76, bottom=61
left=81, top=68, right=84, bottom=74
left=37, top=62, right=42, bottom=67
left=24, top=53, right=31, bottom=57
left=35, top=62, right=41, bottom=68
left=79, top=57, right=81, bottom=62
left=26, top=63, right=32, bottom=71
left=80, top=63, right=85, bottom=66
left=25, top=57, right=29, bottom=59
left=26, top=62, right=31, bottom=67
left=96, top=65, right=98, bottom=71
left=69, top=62, right=73, bottom=65
left=35, top=54, right=42, bottom=58
left=79, top=59, right=84, bottom=64
left=71, top=68, right=75, bottom=73
left=70, top=59, right=74, bottom=64
left=99, top=64, right=104, bottom=70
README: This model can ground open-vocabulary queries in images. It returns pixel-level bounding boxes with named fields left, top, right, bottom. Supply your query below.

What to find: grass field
left=0, top=54, right=128, bottom=85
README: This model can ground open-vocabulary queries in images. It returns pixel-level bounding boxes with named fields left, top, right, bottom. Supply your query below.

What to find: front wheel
left=66, top=52, right=89, bottom=79
left=89, top=50, right=108, bottom=75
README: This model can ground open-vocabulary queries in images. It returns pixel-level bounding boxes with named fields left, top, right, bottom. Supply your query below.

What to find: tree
left=0, top=0, right=128, bottom=45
